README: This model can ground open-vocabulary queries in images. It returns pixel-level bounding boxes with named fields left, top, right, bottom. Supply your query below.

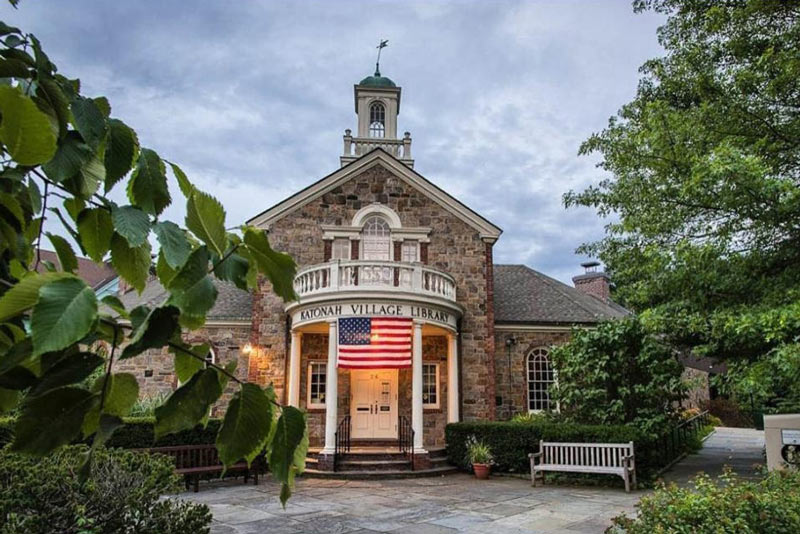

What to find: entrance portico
left=284, top=260, right=463, bottom=471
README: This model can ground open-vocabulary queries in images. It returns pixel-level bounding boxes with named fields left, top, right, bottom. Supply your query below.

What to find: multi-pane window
left=401, top=241, right=418, bottom=262
left=308, top=362, right=326, bottom=409
left=422, top=363, right=439, bottom=408
left=527, top=348, right=554, bottom=412
left=362, top=216, right=391, bottom=260
left=331, top=238, right=350, bottom=260
left=369, top=102, right=385, bottom=138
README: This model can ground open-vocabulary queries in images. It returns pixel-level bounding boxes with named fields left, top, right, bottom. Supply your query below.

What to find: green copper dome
left=359, top=69, right=396, bottom=88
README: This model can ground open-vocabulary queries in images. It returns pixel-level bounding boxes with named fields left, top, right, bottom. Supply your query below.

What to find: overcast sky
left=5, top=1, right=665, bottom=283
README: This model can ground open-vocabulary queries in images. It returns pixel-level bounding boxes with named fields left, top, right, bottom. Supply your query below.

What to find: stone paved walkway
left=183, top=427, right=765, bottom=534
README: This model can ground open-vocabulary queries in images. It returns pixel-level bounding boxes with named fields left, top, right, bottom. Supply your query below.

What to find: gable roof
left=494, top=264, right=629, bottom=325
left=35, top=249, right=117, bottom=290
left=119, top=278, right=252, bottom=321
left=247, top=148, right=502, bottom=241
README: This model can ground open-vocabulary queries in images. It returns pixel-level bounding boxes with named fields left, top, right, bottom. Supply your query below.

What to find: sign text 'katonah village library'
left=119, top=62, right=708, bottom=473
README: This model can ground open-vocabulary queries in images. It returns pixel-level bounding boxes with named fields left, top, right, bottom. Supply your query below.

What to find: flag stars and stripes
left=338, top=317, right=412, bottom=369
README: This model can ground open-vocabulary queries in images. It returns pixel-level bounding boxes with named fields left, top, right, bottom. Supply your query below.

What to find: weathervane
left=375, top=39, right=388, bottom=76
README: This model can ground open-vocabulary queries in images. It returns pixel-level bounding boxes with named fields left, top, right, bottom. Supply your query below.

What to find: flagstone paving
left=183, top=427, right=766, bottom=534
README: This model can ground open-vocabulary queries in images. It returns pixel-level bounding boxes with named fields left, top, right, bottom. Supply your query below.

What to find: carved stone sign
left=292, top=301, right=456, bottom=329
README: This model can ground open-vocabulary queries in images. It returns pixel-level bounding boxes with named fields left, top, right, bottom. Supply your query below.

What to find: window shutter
left=420, top=242, right=428, bottom=264
left=324, top=239, right=332, bottom=262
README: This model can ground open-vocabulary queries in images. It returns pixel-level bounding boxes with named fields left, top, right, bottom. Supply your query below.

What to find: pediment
left=247, top=149, right=502, bottom=241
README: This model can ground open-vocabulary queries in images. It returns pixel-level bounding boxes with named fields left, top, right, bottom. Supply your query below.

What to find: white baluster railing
left=293, top=260, right=456, bottom=303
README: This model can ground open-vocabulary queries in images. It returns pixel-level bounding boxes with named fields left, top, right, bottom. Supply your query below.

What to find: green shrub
left=608, top=469, right=800, bottom=534
left=129, top=392, right=170, bottom=417
left=0, top=418, right=12, bottom=448
left=0, top=445, right=212, bottom=534
left=104, top=417, right=223, bottom=448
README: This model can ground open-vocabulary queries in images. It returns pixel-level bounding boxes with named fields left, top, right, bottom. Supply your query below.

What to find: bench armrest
left=528, top=452, right=542, bottom=459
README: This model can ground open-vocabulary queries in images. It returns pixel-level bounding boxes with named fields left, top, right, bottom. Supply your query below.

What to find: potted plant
left=466, top=436, right=493, bottom=479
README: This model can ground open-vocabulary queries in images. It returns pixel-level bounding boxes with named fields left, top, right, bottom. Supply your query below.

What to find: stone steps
left=302, top=446, right=454, bottom=479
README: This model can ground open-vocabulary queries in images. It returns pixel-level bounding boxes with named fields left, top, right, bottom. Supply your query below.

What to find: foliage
left=0, top=20, right=305, bottom=502
left=705, top=397, right=754, bottom=428
left=129, top=392, right=170, bottom=417
left=465, top=435, right=493, bottom=465
left=0, top=445, right=212, bottom=534
left=509, top=411, right=557, bottom=424
left=549, top=318, right=686, bottom=435
left=607, top=469, right=800, bottom=534
left=566, top=1, right=800, bottom=408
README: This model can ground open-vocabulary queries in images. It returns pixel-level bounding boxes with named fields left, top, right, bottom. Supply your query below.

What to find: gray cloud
left=5, top=0, right=664, bottom=283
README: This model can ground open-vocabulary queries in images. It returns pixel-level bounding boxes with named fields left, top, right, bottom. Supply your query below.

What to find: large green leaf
left=104, top=118, right=139, bottom=192
left=0, top=272, right=72, bottom=323
left=269, top=406, right=307, bottom=506
left=109, top=232, right=151, bottom=293
left=120, top=305, right=180, bottom=360
left=77, top=208, right=113, bottom=262
left=127, top=148, right=171, bottom=216
left=83, top=372, right=139, bottom=437
left=41, top=131, right=93, bottom=183
left=37, top=78, right=70, bottom=138
left=154, top=368, right=223, bottom=439
left=29, top=352, right=104, bottom=397
left=154, top=221, right=191, bottom=269
left=11, top=386, right=98, bottom=455
left=156, top=250, right=178, bottom=288
left=0, top=387, right=19, bottom=414
left=166, top=247, right=217, bottom=327
left=169, top=162, right=194, bottom=197
left=243, top=227, right=297, bottom=301
left=0, top=85, right=57, bottom=165
left=111, top=205, right=150, bottom=247
left=172, top=342, right=208, bottom=384
left=46, top=232, right=78, bottom=272
left=217, top=383, right=273, bottom=469
left=186, top=190, right=227, bottom=257
left=214, top=249, right=250, bottom=290
left=71, top=96, right=107, bottom=149
left=30, top=277, right=98, bottom=356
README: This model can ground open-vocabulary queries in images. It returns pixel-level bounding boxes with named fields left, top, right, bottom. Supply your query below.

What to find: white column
left=322, top=320, right=338, bottom=454
left=287, top=330, right=301, bottom=407
left=412, top=320, right=426, bottom=452
left=447, top=332, right=459, bottom=423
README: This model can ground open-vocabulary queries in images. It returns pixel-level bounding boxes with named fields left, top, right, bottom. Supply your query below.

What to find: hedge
left=446, top=421, right=671, bottom=480
left=0, top=417, right=222, bottom=449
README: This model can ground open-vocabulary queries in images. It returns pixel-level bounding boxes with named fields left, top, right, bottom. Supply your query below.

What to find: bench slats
left=529, top=440, right=636, bottom=493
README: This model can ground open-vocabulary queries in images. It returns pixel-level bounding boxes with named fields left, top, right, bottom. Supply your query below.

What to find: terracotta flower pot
left=473, top=463, right=490, bottom=479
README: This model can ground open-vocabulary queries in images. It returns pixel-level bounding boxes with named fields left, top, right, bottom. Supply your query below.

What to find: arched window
left=369, top=102, right=385, bottom=138
left=361, top=216, right=391, bottom=260
left=527, top=348, right=554, bottom=412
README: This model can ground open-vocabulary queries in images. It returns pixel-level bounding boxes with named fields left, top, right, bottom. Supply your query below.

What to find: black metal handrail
left=398, top=415, right=415, bottom=471
left=334, top=415, right=351, bottom=472
left=643, top=410, right=711, bottom=471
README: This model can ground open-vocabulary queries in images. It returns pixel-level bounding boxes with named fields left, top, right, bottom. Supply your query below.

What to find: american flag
left=338, top=317, right=412, bottom=369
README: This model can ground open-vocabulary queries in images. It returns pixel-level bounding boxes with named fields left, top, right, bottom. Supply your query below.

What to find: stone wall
left=682, top=367, right=711, bottom=410
left=492, top=328, right=571, bottom=420
left=254, top=162, right=494, bottom=420
left=116, top=323, right=251, bottom=417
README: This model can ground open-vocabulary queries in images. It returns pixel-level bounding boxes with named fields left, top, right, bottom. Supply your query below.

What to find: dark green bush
left=105, top=417, right=223, bottom=448
left=0, top=445, right=212, bottom=534
left=0, top=417, right=224, bottom=449
left=446, top=421, right=646, bottom=474
left=608, top=469, right=800, bottom=534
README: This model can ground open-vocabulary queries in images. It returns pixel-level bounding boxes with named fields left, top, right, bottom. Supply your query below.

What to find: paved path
left=661, top=426, right=765, bottom=486
left=183, top=427, right=765, bottom=534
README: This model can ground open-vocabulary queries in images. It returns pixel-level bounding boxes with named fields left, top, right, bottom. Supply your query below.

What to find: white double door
left=350, top=369, right=398, bottom=439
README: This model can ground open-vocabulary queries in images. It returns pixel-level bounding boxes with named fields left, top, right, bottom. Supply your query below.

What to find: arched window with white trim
left=527, top=348, right=554, bottom=412
left=369, top=102, right=385, bottom=138
left=361, top=216, right=391, bottom=260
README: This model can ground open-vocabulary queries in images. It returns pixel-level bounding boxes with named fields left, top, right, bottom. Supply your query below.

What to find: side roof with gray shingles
left=119, top=277, right=252, bottom=321
left=494, top=264, right=628, bottom=325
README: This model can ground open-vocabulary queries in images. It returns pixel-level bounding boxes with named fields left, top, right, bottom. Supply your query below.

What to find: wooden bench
left=146, top=444, right=263, bottom=493
left=528, top=440, right=637, bottom=492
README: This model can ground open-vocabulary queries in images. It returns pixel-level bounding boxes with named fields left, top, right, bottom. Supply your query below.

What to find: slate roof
left=493, top=264, right=629, bottom=325
left=119, top=277, right=252, bottom=321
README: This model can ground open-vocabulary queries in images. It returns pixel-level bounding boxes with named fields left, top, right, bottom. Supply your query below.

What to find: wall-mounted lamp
left=242, top=343, right=254, bottom=354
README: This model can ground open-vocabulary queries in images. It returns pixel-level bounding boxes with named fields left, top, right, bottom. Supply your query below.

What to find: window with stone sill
left=331, top=238, right=350, bottom=260
left=422, top=363, right=439, bottom=408
left=307, top=361, right=326, bottom=409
